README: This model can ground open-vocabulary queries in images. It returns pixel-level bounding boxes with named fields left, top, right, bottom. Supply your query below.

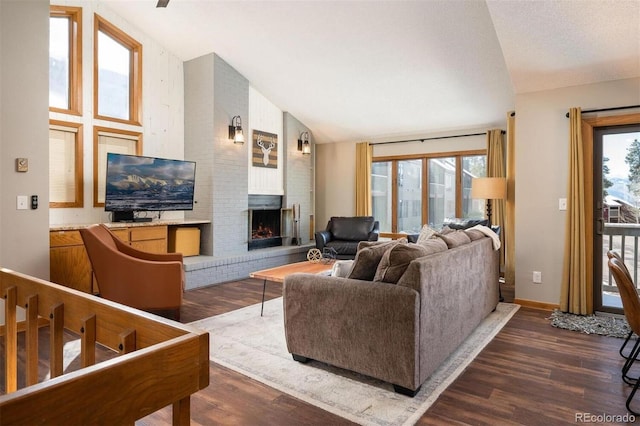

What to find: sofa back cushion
left=464, top=229, right=485, bottom=241
left=348, top=239, right=404, bottom=281
left=374, top=242, right=447, bottom=284
left=329, top=216, right=375, bottom=241
left=437, top=230, right=471, bottom=248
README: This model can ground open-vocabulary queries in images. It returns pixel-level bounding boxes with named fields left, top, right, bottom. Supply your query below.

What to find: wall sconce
left=297, top=131, right=311, bottom=155
left=228, top=115, right=245, bottom=144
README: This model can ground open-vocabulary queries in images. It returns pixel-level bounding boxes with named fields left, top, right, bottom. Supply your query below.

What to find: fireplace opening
left=248, top=195, right=283, bottom=250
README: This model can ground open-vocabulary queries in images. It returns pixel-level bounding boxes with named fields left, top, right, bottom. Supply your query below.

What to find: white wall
left=283, top=112, right=314, bottom=244
left=0, top=0, right=50, bottom=279
left=514, top=77, right=640, bottom=305
left=49, top=0, right=185, bottom=225
left=248, top=86, right=284, bottom=195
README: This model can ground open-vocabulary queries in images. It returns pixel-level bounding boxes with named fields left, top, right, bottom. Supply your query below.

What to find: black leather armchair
left=315, top=216, right=380, bottom=259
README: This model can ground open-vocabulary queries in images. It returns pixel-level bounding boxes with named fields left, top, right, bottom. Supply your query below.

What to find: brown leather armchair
left=79, top=224, right=184, bottom=320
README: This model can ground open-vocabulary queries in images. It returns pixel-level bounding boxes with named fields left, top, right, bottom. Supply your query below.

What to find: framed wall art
left=252, top=130, right=278, bottom=169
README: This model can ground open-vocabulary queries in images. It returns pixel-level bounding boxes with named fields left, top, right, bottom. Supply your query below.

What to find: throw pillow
left=331, top=260, right=354, bottom=277
left=373, top=243, right=431, bottom=284
left=438, top=230, right=472, bottom=248
left=439, top=225, right=454, bottom=235
left=415, top=225, right=438, bottom=245
left=464, top=229, right=485, bottom=241
left=418, top=237, right=448, bottom=253
left=347, top=239, right=404, bottom=281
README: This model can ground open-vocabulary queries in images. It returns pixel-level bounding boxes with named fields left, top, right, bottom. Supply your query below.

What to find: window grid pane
left=49, top=128, right=77, bottom=203
left=49, top=16, right=70, bottom=109
left=428, top=157, right=456, bottom=227
left=98, top=31, right=131, bottom=120
left=397, top=159, right=422, bottom=234
left=96, top=134, right=139, bottom=204
left=372, top=161, right=392, bottom=233
left=462, top=155, right=487, bottom=219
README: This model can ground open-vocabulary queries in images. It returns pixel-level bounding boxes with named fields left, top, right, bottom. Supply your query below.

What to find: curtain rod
left=565, top=105, right=640, bottom=118
left=371, top=130, right=505, bottom=146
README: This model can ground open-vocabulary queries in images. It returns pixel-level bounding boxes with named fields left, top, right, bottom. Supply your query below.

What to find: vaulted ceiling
left=102, top=0, right=640, bottom=144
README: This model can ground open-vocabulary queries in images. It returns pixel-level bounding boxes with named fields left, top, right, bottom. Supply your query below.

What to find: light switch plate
left=17, top=195, right=28, bottom=210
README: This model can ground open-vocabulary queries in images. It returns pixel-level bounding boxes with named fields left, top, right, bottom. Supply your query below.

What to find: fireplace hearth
left=248, top=195, right=283, bottom=250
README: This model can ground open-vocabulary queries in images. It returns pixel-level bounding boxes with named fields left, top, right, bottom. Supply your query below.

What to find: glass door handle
left=596, top=218, right=604, bottom=236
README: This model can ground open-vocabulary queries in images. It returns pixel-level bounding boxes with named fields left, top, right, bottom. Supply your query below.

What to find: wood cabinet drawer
left=130, top=226, right=167, bottom=242
left=111, top=228, right=129, bottom=242
left=50, top=230, right=83, bottom=247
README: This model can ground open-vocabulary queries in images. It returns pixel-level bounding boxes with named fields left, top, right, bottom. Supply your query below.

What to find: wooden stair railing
left=0, top=268, right=209, bottom=425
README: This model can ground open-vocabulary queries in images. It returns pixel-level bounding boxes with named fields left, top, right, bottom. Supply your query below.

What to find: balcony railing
left=603, top=223, right=640, bottom=292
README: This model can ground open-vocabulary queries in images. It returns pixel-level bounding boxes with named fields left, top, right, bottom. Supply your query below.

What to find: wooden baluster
left=4, top=286, right=17, bottom=393
left=81, top=315, right=96, bottom=367
left=50, top=303, right=64, bottom=378
left=26, top=294, right=39, bottom=386
left=172, top=396, right=190, bottom=426
left=118, top=329, right=136, bottom=354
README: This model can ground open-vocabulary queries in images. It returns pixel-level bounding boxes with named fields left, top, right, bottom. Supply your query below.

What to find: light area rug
left=190, top=298, right=520, bottom=426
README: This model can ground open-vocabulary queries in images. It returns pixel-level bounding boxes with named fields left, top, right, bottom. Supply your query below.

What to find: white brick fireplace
left=183, top=54, right=315, bottom=289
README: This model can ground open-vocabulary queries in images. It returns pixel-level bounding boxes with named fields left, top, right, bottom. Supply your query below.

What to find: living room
left=2, top=0, right=640, bottom=311
left=1, top=0, right=640, bottom=423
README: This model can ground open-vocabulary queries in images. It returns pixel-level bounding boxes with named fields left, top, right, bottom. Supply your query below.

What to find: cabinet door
left=50, top=231, right=93, bottom=293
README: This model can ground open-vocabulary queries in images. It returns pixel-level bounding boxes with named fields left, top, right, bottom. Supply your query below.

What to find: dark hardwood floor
left=140, top=279, right=634, bottom=425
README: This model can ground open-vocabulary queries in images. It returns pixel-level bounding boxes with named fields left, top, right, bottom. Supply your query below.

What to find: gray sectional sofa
left=282, top=231, right=499, bottom=396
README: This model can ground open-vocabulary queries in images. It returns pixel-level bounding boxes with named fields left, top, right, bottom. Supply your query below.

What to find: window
left=94, top=14, right=142, bottom=125
left=373, top=151, right=486, bottom=235
left=462, top=155, right=487, bottom=219
left=428, top=157, right=456, bottom=227
left=50, top=121, right=83, bottom=208
left=372, top=161, right=393, bottom=234
left=93, top=127, right=142, bottom=207
left=49, top=6, right=82, bottom=115
left=397, top=159, right=423, bottom=234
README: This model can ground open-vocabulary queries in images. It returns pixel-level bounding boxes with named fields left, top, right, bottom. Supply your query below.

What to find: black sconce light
left=228, top=116, right=244, bottom=144
left=297, top=131, right=311, bottom=155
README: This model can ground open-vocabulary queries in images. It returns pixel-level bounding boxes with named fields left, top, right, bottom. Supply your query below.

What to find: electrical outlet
left=559, top=198, right=567, bottom=211
left=533, top=271, right=542, bottom=283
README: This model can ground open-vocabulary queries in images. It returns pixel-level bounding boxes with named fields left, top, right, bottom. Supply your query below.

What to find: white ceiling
left=101, top=0, right=640, bottom=144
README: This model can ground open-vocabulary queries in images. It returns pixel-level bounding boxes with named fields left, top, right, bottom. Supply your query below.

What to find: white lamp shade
left=471, top=177, right=507, bottom=200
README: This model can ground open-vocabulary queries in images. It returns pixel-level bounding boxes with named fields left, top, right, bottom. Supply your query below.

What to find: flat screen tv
left=104, top=153, right=196, bottom=222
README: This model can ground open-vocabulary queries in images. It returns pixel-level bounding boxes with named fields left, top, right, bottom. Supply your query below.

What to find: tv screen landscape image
left=105, top=153, right=196, bottom=216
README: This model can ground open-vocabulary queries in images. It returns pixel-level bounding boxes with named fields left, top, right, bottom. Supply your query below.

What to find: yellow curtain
left=560, top=107, right=592, bottom=314
left=486, top=129, right=506, bottom=269
left=355, top=142, right=372, bottom=216
left=504, top=112, right=516, bottom=286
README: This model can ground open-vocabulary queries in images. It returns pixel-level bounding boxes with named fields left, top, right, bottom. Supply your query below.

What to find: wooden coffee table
left=250, top=260, right=335, bottom=316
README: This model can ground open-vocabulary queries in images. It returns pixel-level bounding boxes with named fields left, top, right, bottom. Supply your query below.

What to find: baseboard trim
left=513, top=298, right=559, bottom=311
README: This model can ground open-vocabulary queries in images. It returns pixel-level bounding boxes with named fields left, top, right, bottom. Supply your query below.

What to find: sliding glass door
left=594, top=124, right=640, bottom=313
